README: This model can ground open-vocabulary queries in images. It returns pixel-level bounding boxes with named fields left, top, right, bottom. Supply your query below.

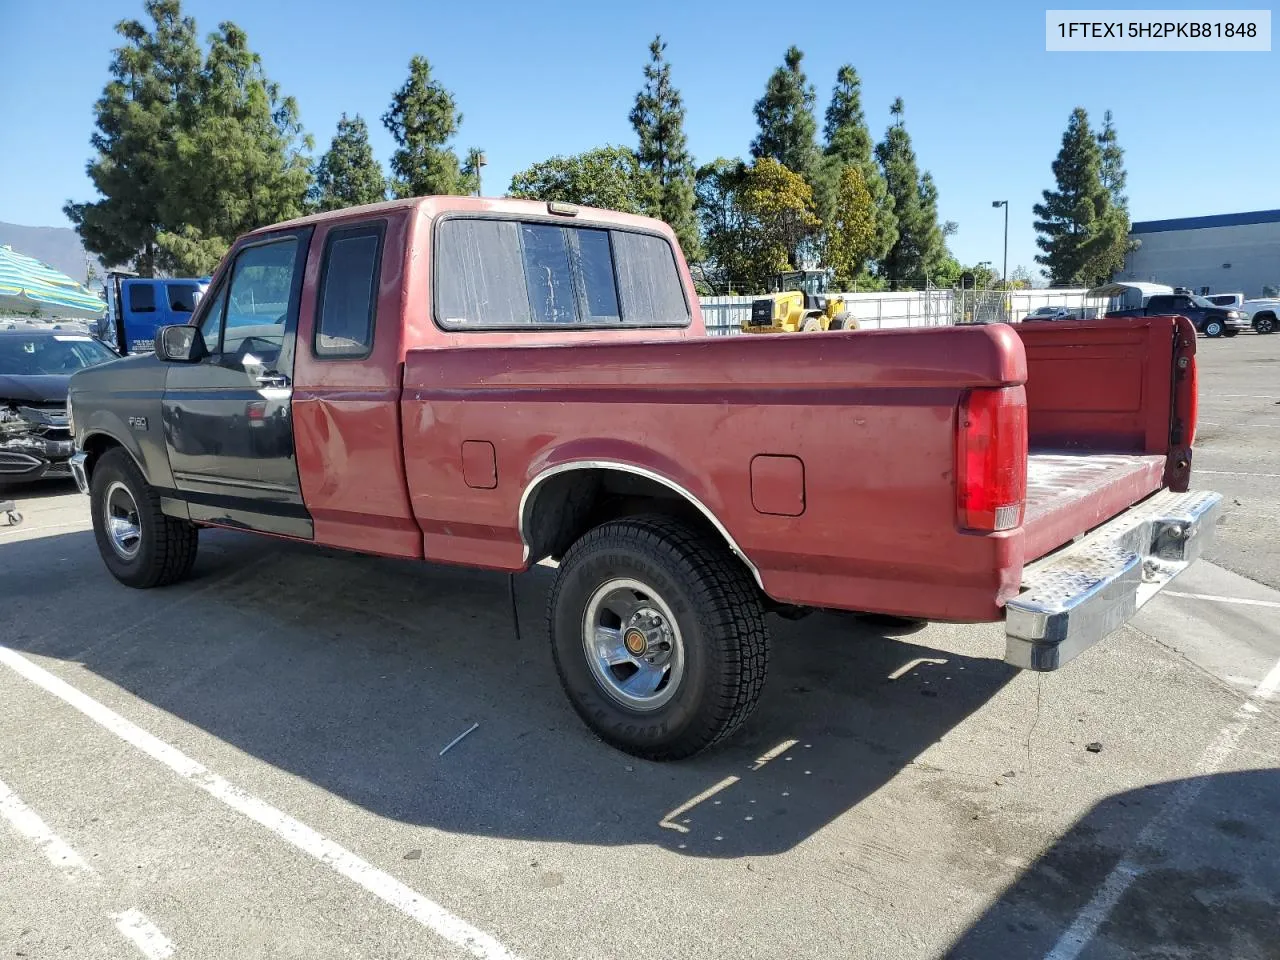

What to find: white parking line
left=0, top=645, right=521, bottom=960
left=0, top=776, right=94, bottom=877
left=1044, top=657, right=1280, bottom=960
left=111, top=909, right=176, bottom=960
left=1195, top=469, right=1280, bottom=479
left=0, top=778, right=179, bottom=958
left=1162, top=591, right=1280, bottom=610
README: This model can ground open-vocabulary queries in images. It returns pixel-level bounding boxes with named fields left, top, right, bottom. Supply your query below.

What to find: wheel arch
left=519, top=461, right=764, bottom=589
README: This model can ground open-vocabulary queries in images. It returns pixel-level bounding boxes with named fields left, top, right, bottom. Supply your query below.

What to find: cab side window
left=314, top=224, right=383, bottom=358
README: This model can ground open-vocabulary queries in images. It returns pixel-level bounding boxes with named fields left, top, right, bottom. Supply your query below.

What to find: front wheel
left=548, top=516, right=769, bottom=761
left=1204, top=320, right=1224, bottom=338
left=800, top=314, right=824, bottom=332
left=89, top=448, right=198, bottom=588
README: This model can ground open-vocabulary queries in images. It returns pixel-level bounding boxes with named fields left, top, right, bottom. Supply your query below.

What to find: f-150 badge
left=128, top=416, right=149, bottom=431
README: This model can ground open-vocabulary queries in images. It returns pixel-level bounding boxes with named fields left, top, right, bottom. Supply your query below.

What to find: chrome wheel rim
left=103, top=480, right=142, bottom=560
left=582, top=577, right=685, bottom=712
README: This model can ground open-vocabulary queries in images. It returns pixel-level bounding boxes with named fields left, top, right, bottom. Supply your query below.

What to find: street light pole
left=991, top=200, right=1008, bottom=287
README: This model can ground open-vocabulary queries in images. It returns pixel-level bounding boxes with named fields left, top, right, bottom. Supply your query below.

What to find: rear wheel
left=801, top=314, right=823, bottom=332
left=1254, top=313, right=1277, bottom=334
left=1204, top=320, right=1224, bottom=338
left=548, top=515, right=769, bottom=761
left=89, top=448, right=198, bottom=588
left=828, top=311, right=858, bottom=331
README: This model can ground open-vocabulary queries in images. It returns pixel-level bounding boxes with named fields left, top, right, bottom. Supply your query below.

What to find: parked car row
left=1024, top=283, right=1276, bottom=338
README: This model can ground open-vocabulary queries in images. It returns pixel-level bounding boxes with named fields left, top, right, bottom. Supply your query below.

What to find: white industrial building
left=1118, top=209, right=1280, bottom=298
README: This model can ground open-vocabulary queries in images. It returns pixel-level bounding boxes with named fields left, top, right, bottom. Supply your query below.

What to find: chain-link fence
left=701, top=288, right=1113, bottom=336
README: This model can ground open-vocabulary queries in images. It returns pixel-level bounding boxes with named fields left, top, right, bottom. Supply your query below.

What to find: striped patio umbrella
left=0, top=245, right=106, bottom=319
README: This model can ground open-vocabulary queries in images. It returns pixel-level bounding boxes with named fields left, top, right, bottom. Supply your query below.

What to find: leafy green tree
left=382, top=55, right=469, bottom=197
left=64, top=0, right=202, bottom=275
left=629, top=35, right=700, bottom=258
left=1009, top=265, right=1035, bottom=289
left=751, top=47, right=820, bottom=189
left=821, top=64, right=895, bottom=266
left=874, top=98, right=948, bottom=285
left=696, top=157, right=819, bottom=293
left=824, top=165, right=877, bottom=287
left=695, top=157, right=749, bottom=292
left=157, top=21, right=313, bottom=274
left=508, top=146, right=650, bottom=213
left=1034, top=107, right=1132, bottom=286
left=311, top=113, right=386, bottom=212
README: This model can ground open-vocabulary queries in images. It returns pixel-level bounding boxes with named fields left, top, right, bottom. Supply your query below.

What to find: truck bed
left=1023, top=451, right=1166, bottom=561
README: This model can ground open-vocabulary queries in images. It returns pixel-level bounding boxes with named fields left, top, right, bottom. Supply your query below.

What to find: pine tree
left=157, top=21, right=313, bottom=274
left=64, top=0, right=202, bottom=275
left=874, top=99, right=947, bottom=285
left=1096, top=109, right=1128, bottom=210
left=751, top=47, right=820, bottom=188
left=629, top=35, right=700, bottom=258
left=821, top=64, right=896, bottom=266
left=382, top=56, right=469, bottom=198
left=66, top=2, right=312, bottom=277
left=311, top=113, right=386, bottom=212
left=1034, top=107, right=1129, bottom=286
left=460, top=147, right=486, bottom=196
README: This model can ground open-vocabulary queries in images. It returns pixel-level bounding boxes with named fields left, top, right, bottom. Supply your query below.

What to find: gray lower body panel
left=1005, top=488, right=1223, bottom=671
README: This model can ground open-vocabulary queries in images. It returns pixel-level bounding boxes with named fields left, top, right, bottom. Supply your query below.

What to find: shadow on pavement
left=946, top=768, right=1280, bottom=959
left=2, top=522, right=1018, bottom=859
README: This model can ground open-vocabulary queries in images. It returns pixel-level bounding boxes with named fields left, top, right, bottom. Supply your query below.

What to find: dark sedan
left=0, top=329, right=118, bottom=483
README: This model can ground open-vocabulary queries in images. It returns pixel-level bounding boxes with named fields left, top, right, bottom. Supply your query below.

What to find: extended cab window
left=314, top=224, right=382, bottom=358
left=435, top=218, right=688, bottom=329
left=128, top=283, right=156, bottom=313
left=222, top=239, right=298, bottom=359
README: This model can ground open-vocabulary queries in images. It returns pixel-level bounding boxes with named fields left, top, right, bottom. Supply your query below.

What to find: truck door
left=161, top=229, right=313, bottom=539
left=122, top=280, right=162, bottom=354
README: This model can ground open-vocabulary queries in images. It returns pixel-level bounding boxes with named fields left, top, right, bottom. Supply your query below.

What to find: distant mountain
left=0, top=221, right=104, bottom=284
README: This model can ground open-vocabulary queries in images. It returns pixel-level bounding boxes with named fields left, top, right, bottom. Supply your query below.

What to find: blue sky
left=2, top=0, right=1276, bottom=276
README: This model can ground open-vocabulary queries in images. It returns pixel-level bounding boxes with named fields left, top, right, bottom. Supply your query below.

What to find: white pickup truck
left=1242, top=298, right=1279, bottom=335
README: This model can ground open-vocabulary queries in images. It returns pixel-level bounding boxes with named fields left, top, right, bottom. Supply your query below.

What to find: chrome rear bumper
left=70, top=451, right=90, bottom=495
left=1005, top=488, right=1223, bottom=671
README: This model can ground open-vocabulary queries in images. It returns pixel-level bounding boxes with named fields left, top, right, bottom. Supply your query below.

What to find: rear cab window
left=434, top=216, right=689, bottom=330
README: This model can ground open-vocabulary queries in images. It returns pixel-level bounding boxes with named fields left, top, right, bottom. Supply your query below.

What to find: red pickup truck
left=67, top=197, right=1222, bottom=760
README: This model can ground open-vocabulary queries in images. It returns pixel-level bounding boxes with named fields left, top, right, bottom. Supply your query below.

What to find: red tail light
left=957, top=386, right=1027, bottom=532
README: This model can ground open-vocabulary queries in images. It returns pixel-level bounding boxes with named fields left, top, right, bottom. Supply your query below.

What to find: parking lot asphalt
left=1, top=332, right=1278, bottom=960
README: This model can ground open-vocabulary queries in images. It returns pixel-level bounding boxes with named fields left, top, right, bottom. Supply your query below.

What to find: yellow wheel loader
left=741, top=270, right=858, bottom=334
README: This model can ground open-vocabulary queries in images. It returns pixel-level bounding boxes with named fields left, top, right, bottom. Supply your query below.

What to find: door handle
left=255, top=372, right=291, bottom=388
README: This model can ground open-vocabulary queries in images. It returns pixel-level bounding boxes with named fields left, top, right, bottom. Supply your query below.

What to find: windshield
left=0, top=335, right=117, bottom=375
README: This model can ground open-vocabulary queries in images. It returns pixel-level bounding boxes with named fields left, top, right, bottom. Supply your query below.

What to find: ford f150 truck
left=66, top=196, right=1222, bottom=760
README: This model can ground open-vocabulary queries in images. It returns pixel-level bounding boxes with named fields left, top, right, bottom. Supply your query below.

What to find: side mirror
left=155, top=325, right=207, bottom=363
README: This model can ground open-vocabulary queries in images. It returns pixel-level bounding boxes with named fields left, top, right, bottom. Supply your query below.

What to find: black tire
left=1204, top=320, right=1224, bottom=338
left=1254, top=313, right=1277, bottom=334
left=829, top=311, right=850, bottom=331
left=89, top=448, right=198, bottom=588
left=1223, top=327, right=1239, bottom=338
left=548, top=515, right=769, bottom=761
